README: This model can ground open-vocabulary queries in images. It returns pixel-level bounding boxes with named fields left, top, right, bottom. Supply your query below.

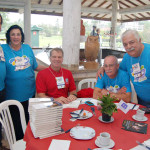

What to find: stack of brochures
left=29, top=100, right=63, bottom=139
left=28, top=98, right=52, bottom=120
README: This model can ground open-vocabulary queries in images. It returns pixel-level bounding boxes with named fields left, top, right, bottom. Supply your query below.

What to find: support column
left=110, top=0, right=118, bottom=50
left=24, top=0, right=31, bottom=45
left=62, top=0, right=81, bottom=69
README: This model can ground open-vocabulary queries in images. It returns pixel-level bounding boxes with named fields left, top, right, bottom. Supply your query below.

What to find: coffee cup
left=97, top=132, right=110, bottom=146
left=135, top=109, right=145, bottom=120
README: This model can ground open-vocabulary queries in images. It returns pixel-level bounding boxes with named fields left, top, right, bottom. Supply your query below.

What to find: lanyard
left=131, top=49, right=143, bottom=66
left=49, top=67, right=64, bottom=78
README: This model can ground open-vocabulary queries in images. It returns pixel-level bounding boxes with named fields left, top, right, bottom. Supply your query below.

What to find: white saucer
left=132, top=115, right=148, bottom=122
left=95, top=139, right=115, bottom=149
left=98, top=116, right=114, bottom=123
left=93, top=148, right=112, bottom=150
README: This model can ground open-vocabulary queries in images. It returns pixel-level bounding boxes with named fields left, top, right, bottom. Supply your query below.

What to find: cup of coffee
left=97, top=132, right=110, bottom=146
left=135, top=109, right=145, bottom=120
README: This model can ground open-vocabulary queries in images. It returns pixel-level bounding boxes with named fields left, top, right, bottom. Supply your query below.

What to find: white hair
left=121, top=29, right=141, bottom=42
left=104, top=55, right=118, bottom=64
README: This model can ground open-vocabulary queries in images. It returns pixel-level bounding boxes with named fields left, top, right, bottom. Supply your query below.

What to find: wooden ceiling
left=1, top=0, right=150, bottom=22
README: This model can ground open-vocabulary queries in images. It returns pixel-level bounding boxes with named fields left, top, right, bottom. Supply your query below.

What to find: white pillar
left=24, top=0, right=31, bottom=45
left=110, top=0, right=118, bottom=49
left=62, top=0, right=81, bottom=68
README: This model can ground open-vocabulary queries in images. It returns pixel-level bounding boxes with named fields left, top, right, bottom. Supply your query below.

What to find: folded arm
left=93, top=87, right=131, bottom=102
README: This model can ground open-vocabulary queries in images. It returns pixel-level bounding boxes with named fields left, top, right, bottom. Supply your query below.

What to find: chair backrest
left=78, top=78, right=97, bottom=91
left=0, top=100, right=27, bottom=150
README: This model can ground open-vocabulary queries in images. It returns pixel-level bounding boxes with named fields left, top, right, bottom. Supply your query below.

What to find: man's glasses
left=103, top=64, right=116, bottom=68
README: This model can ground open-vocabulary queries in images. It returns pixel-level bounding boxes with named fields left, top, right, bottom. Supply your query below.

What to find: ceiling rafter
left=82, top=0, right=87, bottom=5
left=49, top=0, right=53, bottom=5
left=100, top=14, right=108, bottom=19
left=59, top=0, right=63, bottom=5
left=131, top=14, right=140, bottom=19
left=136, top=0, right=146, bottom=5
left=88, top=0, right=98, bottom=7
left=38, top=0, right=42, bottom=4
left=87, top=13, right=92, bottom=17
left=125, top=15, right=133, bottom=19
left=125, top=0, right=138, bottom=7
left=97, top=1, right=107, bottom=7
left=119, top=1, right=130, bottom=8
left=1, top=0, right=150, bottom=22
left=106, top=4, right=112, bottom=9
left=138, top=13, right=146, bottom=18
left=146, top=12, right=150, bottom=16
left=94, top=14, right=99, bottom=17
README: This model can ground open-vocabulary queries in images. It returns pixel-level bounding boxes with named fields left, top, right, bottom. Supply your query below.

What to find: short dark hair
left=50, top=48, right=64, bottom=57
left=6, top=25, right=25, bottom=44
left=0, top=14, right=3, bottom=25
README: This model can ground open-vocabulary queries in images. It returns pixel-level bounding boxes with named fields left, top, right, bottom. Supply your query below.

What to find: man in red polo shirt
left=36, top=48, right=77, bottom=104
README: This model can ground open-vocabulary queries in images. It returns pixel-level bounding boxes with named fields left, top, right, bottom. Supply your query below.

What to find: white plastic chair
left=0, top=100, right=26, bottom=150
left=78, top=78, right=97, bottom=91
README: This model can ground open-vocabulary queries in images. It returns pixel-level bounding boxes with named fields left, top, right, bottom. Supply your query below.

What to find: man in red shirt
left=36, top=48, right=77, bottom=104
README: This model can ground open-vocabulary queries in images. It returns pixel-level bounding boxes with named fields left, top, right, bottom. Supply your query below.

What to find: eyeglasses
left=103, top=64, right=116, bottom=68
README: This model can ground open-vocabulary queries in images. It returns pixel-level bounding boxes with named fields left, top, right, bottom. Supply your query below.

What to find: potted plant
left=98, top=94, right=117, bottom=122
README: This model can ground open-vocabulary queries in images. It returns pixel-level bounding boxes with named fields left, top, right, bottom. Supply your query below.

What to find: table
left=24, top=104, right=150, bottom=150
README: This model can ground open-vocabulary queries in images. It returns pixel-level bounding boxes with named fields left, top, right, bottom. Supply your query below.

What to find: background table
left=24, top=104, right=150, bottom=150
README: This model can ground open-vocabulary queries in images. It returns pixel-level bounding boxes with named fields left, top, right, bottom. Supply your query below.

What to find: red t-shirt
left=36, top=67, right=76, bottom=98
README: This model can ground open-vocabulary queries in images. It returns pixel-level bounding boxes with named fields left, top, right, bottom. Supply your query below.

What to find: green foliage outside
left=1, top=12, right=150, bottom=48
left=39, top=35, right=62, bottom=48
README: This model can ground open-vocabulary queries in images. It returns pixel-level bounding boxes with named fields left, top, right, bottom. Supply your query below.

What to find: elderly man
left=94, top=55, right=131, bottom=102
left=97, top=29, right=150, bottom=107
left=36, top=48, right=77, bottom=104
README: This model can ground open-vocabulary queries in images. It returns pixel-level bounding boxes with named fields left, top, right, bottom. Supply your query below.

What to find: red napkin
left=77, top=88, right=94, bottom=98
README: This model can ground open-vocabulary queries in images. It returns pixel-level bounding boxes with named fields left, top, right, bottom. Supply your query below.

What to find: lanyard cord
left=48, top=67, right=64, bottom=78
left=131, top=49, right=143, bottom=66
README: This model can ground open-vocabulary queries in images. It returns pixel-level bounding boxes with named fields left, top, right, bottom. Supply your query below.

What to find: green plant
left=98, top=94, right=117, bottom=116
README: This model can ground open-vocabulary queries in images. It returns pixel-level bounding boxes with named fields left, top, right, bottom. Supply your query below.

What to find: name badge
left=56, top=76, right=65, bottom=89
left=132, top=63, right=141, bottom=73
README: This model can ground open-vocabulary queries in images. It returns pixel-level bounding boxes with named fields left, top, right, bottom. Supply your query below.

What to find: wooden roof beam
left=136, top=0, right=146, bottom=5
left=98, top=1, right=107, bottom=7
left=119, top=1, right=130, bottom=8
left=82, top=0, right=87, bottom=5
left=125, top=0, right=138, bottom=7
left=119, top=5, right=150, bottom=14
left=38, top=0, right=42, bottom=4
left=88, top=0, right=98, bottom=7
left=131, top=14, right=140, bottom=19
left=59, top=0, right=63, bottom=5
left=49, top=0, right=53, bottom=5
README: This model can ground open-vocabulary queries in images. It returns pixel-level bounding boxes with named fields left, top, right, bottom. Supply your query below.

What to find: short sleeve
left=36, top=72, right=47, bottom=93
left=95, top=76, right=104, bottom=89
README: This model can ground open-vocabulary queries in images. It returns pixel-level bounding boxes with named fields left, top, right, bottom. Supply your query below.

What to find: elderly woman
left=1, top=25, right=46, bottom=140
